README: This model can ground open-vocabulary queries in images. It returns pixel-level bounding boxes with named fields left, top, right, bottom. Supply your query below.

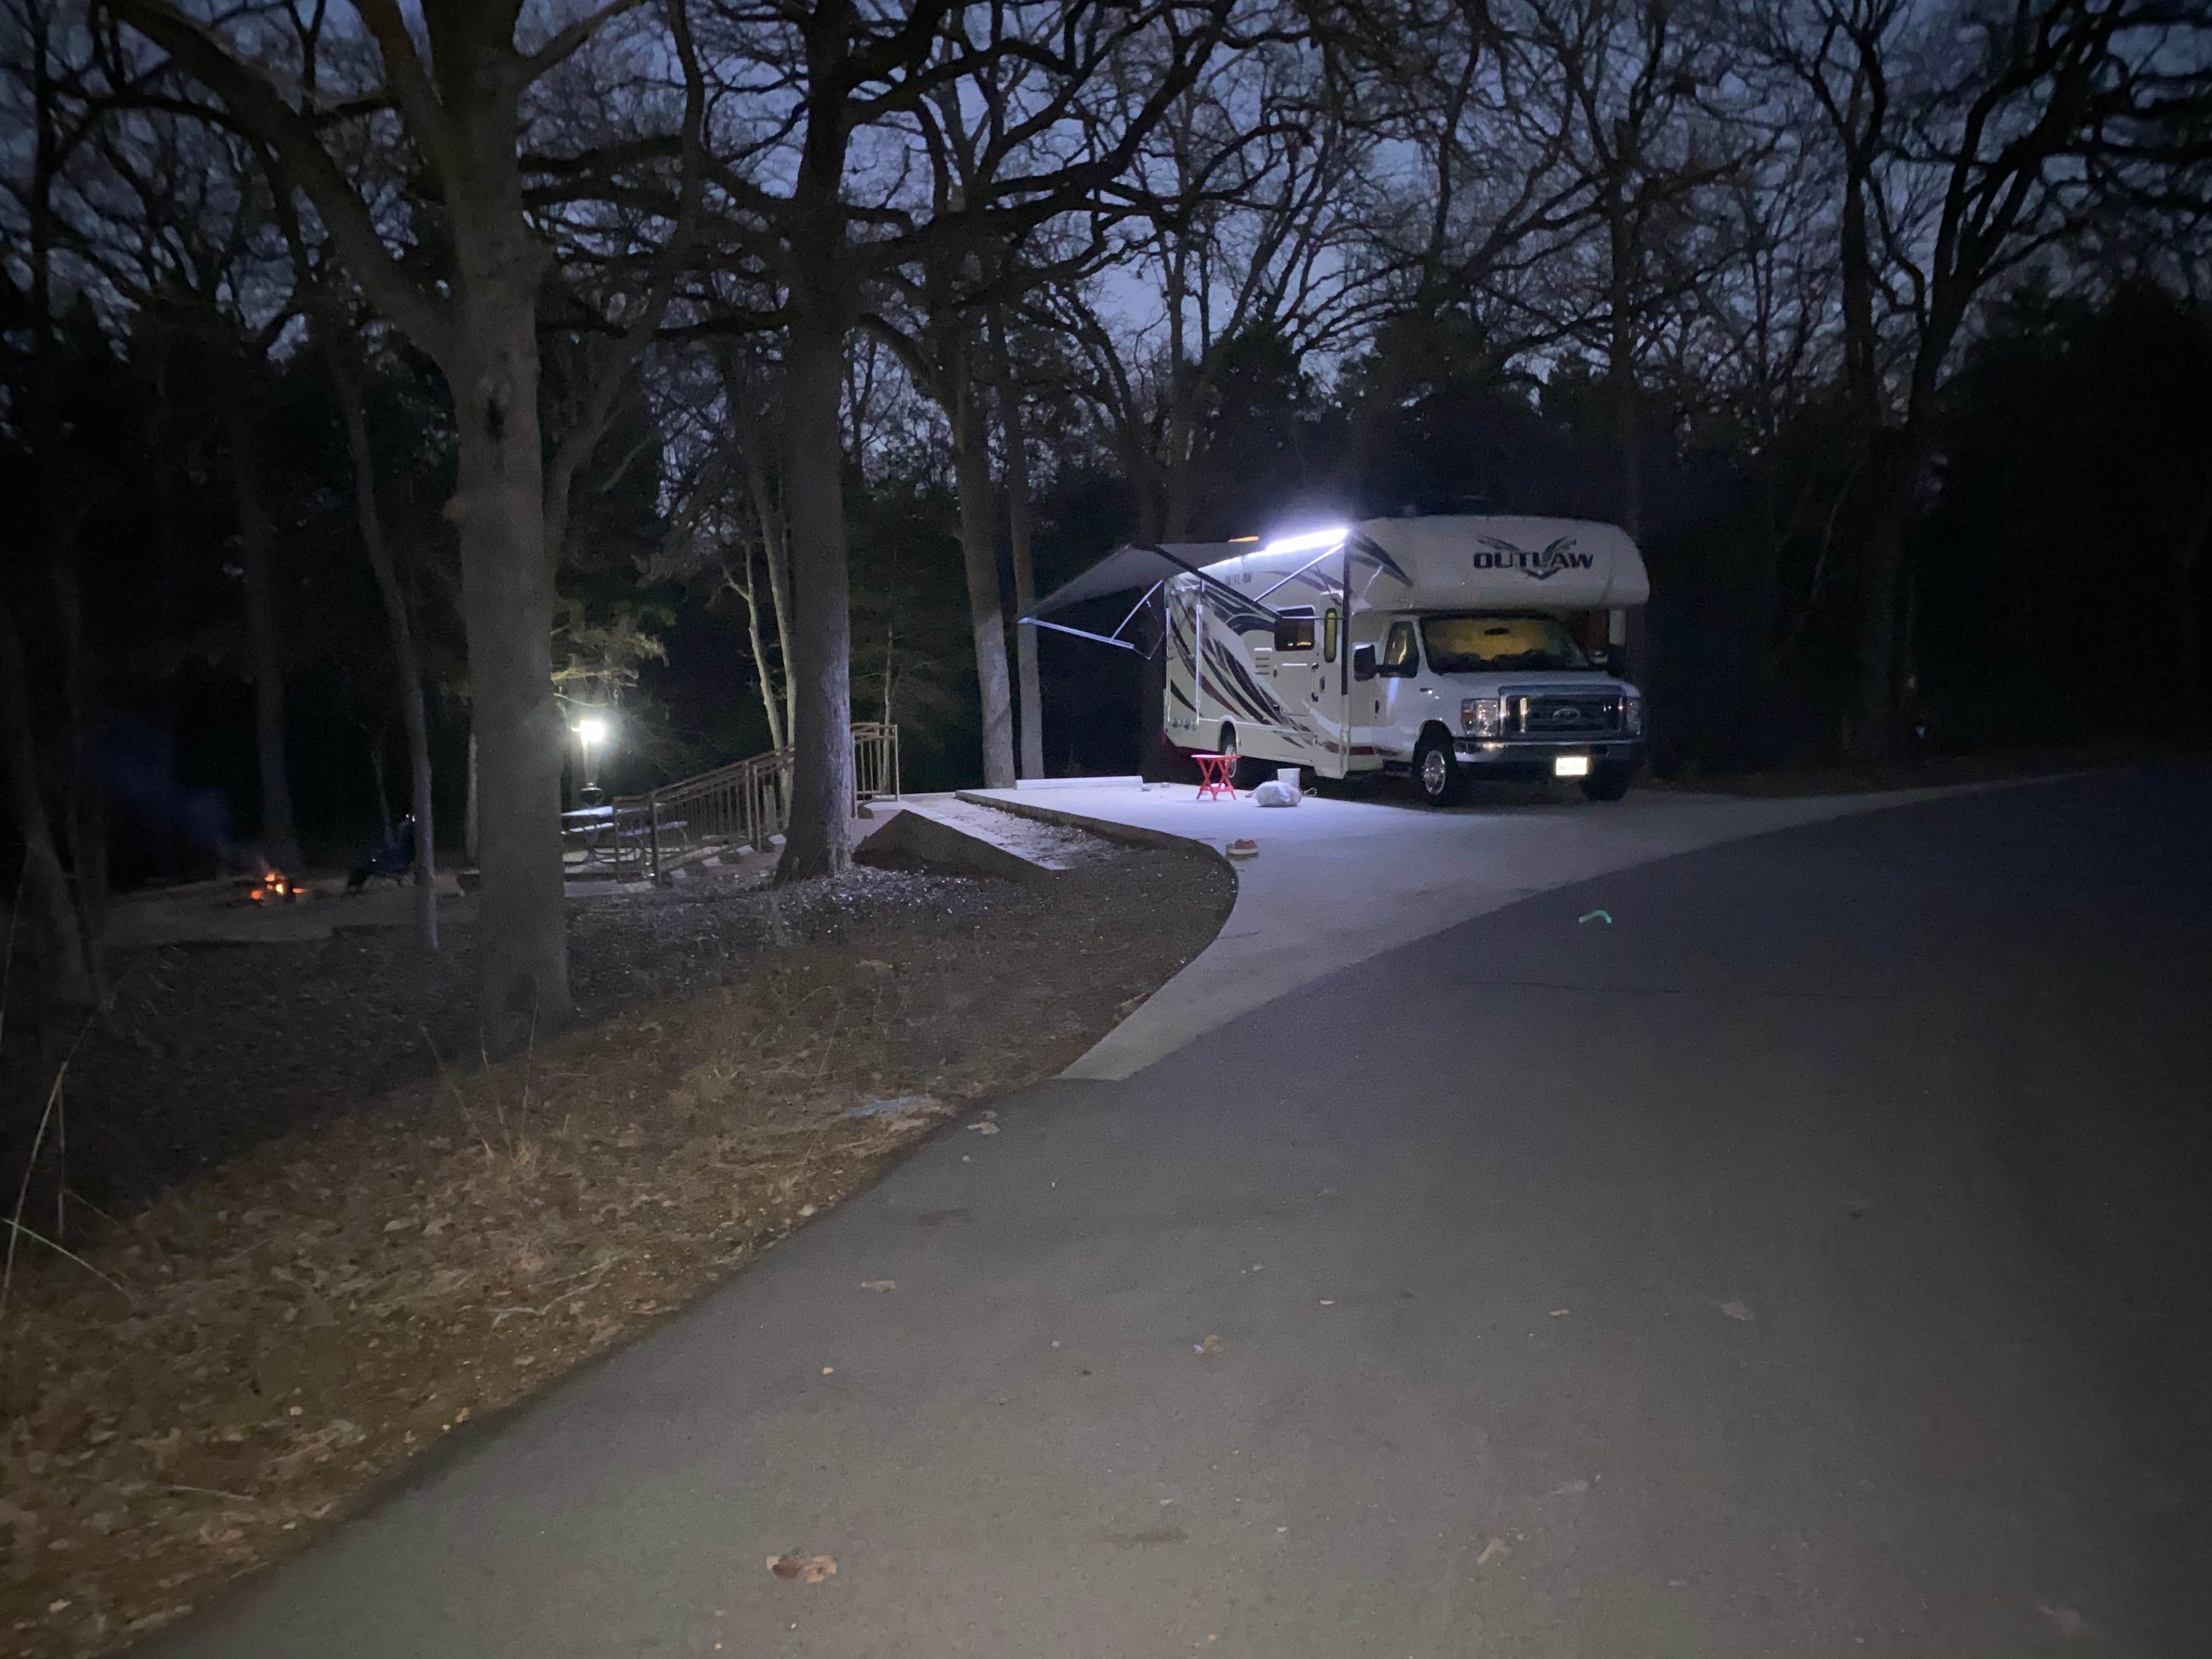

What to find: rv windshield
left=1421, top=613, right=1592, bottom=674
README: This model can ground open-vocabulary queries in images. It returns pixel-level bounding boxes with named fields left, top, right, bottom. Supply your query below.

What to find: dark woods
left=3, top=0, right=2208, bottom=1053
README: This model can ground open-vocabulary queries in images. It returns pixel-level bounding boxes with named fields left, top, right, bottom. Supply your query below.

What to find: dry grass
left=0, top=843, right=1231, bottom=1655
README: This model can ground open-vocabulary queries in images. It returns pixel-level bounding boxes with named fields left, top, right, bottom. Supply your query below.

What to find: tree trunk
left=465, top=728, right=480, bottom=865
left=776, top=317, right=856, bottom=882
left=1161, top=457, right=1195, bottom=544
left=743, top=449, right=797, bottom=748
left=448, top=269, right=569, bottom=1049
left=730, top=546, right=786, bottom=750
left=1606, top=205, right=1651, bottom=689
left=1122, top=438, right=1173, bottom=780
left=48, top=555, right=108, bottom=1005
left=1137, top=589, right=1171, bottom=781
left=2165, top=467, right=2211, bottom=730
left=0, top=594, right=93, bottom=1008
left=332, top=353, right=439, bottom=951
left=1852, top=436, right=1916, bottom=761
left=231, top=407, right=299, bottom=869
left=1608, top=205, right=1643, bottom=545
left=991, top=314, right=1045, bottom=779
left=952, top=348, right=1017, bottom=789
left=149, top=361, right=188, bottom=879
left=366, top=733, right=392, bottom=840
left=2181, top=555, right=2203, bottom=730
left=881, top=616, right=896, bottom=727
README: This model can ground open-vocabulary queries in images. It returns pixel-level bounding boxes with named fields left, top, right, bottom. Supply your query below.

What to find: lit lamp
left=574, top=713, right=612, bottom=797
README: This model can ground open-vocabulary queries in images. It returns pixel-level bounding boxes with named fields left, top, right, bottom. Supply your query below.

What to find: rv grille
left=1503, top=693, right=1622, bottom=738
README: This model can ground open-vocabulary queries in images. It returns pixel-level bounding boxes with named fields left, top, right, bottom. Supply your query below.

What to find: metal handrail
left=591, top=723, right=899, bottom=885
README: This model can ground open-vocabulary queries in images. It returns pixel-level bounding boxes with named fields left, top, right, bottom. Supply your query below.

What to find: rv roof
left=1200, top=516, right=1649, bottom=612
left=1022, top=515, right=1648, bottom=624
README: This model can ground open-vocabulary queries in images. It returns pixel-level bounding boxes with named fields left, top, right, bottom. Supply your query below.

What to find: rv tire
left=1412, top=730, right=1465, bottom=807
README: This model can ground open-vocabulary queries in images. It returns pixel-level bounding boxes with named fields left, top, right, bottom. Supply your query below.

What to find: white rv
left=1026, top=516, right=1649, bottom=804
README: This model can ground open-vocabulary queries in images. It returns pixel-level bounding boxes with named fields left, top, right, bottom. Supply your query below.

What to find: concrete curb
left=862, top=800, right=1072, bottom=882
left=950, top=789, right=1234, bottom=864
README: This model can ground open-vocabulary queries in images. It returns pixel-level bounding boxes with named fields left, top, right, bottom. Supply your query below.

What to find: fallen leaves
left=1194, top=1334, right=1222, bottom=1355
left=0, top=844, right=1234, bottom=1655
left=767, top=1553, right=838, bottom=1584
left=1475, top=1537, right=1509, bottom=1567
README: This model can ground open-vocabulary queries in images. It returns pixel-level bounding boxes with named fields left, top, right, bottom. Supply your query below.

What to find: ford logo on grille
left=1551, top=707, right=1582, bottom=724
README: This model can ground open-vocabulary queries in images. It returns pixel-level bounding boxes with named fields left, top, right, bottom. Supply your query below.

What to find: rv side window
left=1272, top=610, right=1316, bottom=652
left=1322, top=608, right=1339, bottom=664
left=1383, top=619, right=1420, bottom=675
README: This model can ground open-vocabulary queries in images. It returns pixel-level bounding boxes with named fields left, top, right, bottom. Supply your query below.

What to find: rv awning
left=1023, top=542, right=1257, bottom=620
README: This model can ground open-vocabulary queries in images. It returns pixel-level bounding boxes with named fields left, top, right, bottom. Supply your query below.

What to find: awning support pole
left=1018, top=617, right=1141, bottom=652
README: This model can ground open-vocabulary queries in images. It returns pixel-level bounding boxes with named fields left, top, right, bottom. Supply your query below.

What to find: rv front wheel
left=1413, top=730, right=1465, bottom=807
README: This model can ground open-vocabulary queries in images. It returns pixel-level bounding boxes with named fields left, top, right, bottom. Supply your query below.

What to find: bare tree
left=106, top=0, right=707, bottom=1050
left=1752, top=0, right=2210, bottom=755
left=1045, top=44, right=1380, bottom=540
left=693, top=0, right=1240, bottom=860
left=1, top=0, right=114, bottom=1011
left=639, top=339, right=795, bottom=751
left=320, top=322, right=441, bottom=949
left=1527, top=0, right=1747, bottom=546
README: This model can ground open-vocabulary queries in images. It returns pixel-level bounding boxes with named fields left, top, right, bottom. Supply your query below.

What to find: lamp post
left=574, top=713, right=611, bottom=803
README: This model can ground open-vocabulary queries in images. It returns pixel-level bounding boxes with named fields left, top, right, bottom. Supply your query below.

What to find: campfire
left=242, top=868, right=311, bottom=904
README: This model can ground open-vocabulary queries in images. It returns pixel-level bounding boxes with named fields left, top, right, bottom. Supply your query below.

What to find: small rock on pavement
left=767, top=1554, right=837, bottom=1584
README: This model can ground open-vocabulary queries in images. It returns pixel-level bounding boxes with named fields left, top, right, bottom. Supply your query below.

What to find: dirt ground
left=0, top=826, right=1232, bottom=1656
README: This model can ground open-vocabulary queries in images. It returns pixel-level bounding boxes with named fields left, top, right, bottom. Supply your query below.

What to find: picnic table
left=561, top=803, right=690, bottom=868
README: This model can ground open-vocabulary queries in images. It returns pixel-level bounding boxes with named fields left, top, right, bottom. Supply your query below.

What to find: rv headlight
left=1461, top=698, right=1502, bottom=737
left=1623, top=696, right=1644, bottom=736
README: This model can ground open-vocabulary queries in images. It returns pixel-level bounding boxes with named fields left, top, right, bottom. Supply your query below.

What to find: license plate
left=1553, top=754, right=1590, bottom=778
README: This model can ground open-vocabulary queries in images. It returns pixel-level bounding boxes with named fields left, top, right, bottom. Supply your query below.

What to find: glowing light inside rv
left=1262, top=526, right=1349, bottom=556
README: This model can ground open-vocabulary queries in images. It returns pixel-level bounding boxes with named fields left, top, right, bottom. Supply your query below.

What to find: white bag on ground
left=1253, top=772, right=1301, bottom=807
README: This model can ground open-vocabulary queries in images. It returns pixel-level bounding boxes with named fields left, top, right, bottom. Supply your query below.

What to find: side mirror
left=1352, top=643, right=1378, bottom=682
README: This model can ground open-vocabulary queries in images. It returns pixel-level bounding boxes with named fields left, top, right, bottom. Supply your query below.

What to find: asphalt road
left=154, top=770, right=2212, bottom=1658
